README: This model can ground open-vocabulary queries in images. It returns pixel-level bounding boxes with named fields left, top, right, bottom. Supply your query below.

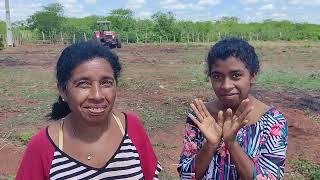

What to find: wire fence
left=1, top=29, right=320, bottom=47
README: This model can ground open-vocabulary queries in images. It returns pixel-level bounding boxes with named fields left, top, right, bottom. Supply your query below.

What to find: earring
left=62, top=98, right=65, bottom=102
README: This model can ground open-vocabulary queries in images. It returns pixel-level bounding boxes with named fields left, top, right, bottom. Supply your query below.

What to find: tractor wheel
left=116, top=38, right=122, bottom=48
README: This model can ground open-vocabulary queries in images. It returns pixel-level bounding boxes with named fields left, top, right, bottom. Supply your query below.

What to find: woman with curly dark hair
left=16, top=41, right=161, bottom=180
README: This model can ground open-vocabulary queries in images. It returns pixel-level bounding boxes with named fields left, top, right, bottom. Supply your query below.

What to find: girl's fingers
left=217, top=110, right=224, bottom=127
left=225, top=108, right=233, bottom=122
left=241, top=120, right=249, bottom=127
left=190, top=103, right=203, bottom=122
left=234, top=99, right=250, bottom=118
left=194, top=99, right=206, bottom=119
left=237, top=106, right=254, bottom=123
left=188, top=113, right=201, bottom=128
left=199, top=99, right=212, bottom=118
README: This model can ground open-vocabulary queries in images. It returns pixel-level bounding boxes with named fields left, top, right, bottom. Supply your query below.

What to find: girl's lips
left=221, top=93, right=239, bottom=97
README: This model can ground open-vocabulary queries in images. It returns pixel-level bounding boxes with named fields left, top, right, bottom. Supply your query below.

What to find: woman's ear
left=58, top=85, right=67, bottom=102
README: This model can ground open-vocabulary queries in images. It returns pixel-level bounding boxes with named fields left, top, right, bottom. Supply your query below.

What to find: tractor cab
left=94, top=21, right=121, bottom=49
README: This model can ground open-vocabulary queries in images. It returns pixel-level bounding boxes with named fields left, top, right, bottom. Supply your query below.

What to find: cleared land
left=0, top=42, right=319, bottom=179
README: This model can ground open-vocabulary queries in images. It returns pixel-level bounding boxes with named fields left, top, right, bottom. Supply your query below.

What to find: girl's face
left=210, top=57, right=256, bottom=110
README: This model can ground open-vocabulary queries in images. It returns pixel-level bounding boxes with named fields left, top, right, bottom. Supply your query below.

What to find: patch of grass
left=19, top=131, right=34, bottom=145
left=0, top=68, right=56, bottom=101
left=159, top=171, right=179, bottom=180
left=118, top=78, right=159, bottom=93
left=304, top=44, right=312, bottom=48
left=174, top=66, right=210, bottom=92
left=163, top=96, right=174, bottom=105
left=135, top=103, right=188, bottom=130
left=0, top=174, right=16, bottom=180
left=257, top=71, right=320, bottom=91
left=304, top=110, right=320, bottom=124
left=153, top=142, right=178, bottom=149
left=291, top=159, right=320, bottom=179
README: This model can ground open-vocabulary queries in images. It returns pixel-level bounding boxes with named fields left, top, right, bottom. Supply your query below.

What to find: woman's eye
left=101, top=80, right=113, bottom=87
left=211, top=74, right=221, bottom=80
left=77, top=81, right=90, bottom=88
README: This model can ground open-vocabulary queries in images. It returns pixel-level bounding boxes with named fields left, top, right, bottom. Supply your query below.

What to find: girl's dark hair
left=48, top=41, right=121, bottom=120
left=207, top=37, right=260, bottom=76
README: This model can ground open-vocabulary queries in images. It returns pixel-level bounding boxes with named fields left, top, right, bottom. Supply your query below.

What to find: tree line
left=1, top=3, right=320, bottom=46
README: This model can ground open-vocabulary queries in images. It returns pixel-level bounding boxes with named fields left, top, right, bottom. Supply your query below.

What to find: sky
left=1, top=0, right=320, bottom=24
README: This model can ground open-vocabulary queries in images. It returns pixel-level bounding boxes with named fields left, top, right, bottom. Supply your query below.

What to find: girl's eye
left=232, top=73, right=241, bottom=79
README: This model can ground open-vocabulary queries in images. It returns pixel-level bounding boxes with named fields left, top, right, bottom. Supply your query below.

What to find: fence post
left=60, top=32, right=64, bottom=43
left=42, top=32, right=45, bottom=42
left=160, top=36, right=162, bottom=44
left=145, top=32, right=147, bottom=43
left=136, top=32, right=139, bottom=43
left=73, top=34, right=76, bottom=44
left=218, top=32, right=221, bottom=40
left=126, top=33, right=129, bottom=44
left=279, top=32, right=282, bottom=39
left=173, top=35, right=176, bottom=42
left=84, top=32, right=87, bottom=41
left=187, top=33, right=189, bottom=43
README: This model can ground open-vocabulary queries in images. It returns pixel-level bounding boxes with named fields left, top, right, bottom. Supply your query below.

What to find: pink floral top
left=178, top=107, right=288, bottom=180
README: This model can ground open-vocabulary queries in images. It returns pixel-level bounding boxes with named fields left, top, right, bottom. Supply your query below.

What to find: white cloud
left=197, top=0, right=221, bottom=6
left=160, top=0, right=193, bottom=10
left=259, top=4, right=275, bottom=10
left=136, top=11, right=152, bottom=19
left=0, top=2, right=43, bottom=21
left=281, top=5, right=288, bottom=10
left=240, top=0, right=259, bottom=4
left=272, top=12, right=288, bottom=18
left=56, top=0, right=90, bottom=17
left=244, top=7, right=253, bottom=11
left=126, top=0, right=146, bottom=9
left=287, top=0, right=320, bottom=5
left=84, top=0, right=96, bottom=4
left=57, top=0, right=78, bottom=3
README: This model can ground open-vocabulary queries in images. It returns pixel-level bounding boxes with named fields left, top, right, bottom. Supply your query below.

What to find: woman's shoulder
left=123, top=111, right=146, bottom=133
left=47, top=121, right=62, bottom=147
left=25, top=127, right=54, bottom=153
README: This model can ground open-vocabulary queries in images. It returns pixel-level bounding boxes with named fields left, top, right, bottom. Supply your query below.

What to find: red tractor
left=94, top=21, right=121, bottom=49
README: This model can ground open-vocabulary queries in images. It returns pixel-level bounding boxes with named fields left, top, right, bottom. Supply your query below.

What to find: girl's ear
left=250, top=74, right=257, bottom=84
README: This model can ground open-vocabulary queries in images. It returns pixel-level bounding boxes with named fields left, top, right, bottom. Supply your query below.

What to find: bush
left=19, top=132, right=34, bottom=145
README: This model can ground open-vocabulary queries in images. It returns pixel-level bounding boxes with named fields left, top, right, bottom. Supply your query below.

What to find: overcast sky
left=1, top=0, right=320, bottom=24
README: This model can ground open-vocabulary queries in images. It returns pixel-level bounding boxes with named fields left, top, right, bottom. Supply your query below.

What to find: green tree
left=152, top=11, right=177, bottom=41
left=27, top=3, right=64, bottom=34
left=107, top=9, right=136, bottom=32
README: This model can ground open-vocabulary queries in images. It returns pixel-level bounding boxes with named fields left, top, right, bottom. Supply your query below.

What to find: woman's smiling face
left=59, top=58, right=117, bottom=125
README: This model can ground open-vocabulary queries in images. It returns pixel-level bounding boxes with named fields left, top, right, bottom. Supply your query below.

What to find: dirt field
left=0, top=42, right=319, bottom=179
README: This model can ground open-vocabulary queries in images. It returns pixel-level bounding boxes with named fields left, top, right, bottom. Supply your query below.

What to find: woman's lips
left=84, top=106, right=107, bottom=115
